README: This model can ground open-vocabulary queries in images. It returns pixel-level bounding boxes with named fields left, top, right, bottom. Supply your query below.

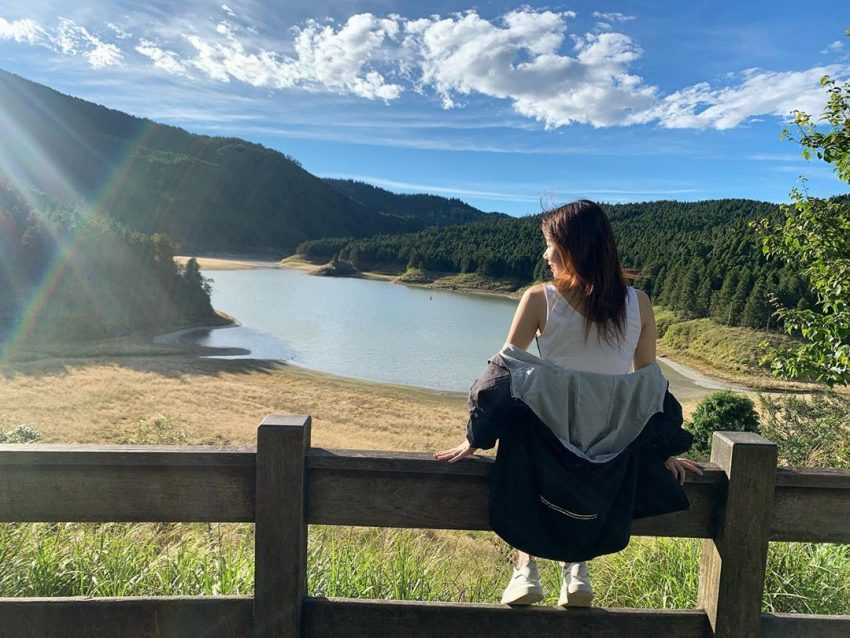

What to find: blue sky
left=1, top=1, right=849, bottom=215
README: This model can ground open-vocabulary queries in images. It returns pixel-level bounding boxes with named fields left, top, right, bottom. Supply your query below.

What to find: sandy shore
left=175, top=255, right=282, bottom=270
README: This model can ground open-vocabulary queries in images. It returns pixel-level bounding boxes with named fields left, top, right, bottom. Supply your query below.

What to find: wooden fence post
left=697, top=431, right=777, bottom=638
left=254, top=415, right=312, bottom=638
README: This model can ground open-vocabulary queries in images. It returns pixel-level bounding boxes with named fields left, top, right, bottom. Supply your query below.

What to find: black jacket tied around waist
left=465, top=347, right=694, bottom=562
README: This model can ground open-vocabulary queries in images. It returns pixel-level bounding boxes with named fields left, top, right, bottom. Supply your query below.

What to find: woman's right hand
left=434, top=439, right=478, bottom=463
left=664, top=456, right=703, bottom=485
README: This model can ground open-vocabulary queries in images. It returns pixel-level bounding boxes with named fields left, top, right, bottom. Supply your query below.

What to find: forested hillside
left=323, top=179, right=502, bottom=227
left=297, top=199, right=819, bottom=332
left=0, top=180, right=219, bottom=342
left=0, top=70, right=494, bottom=253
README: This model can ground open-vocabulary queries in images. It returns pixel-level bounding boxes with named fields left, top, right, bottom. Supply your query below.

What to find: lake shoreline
left=177, top=254, right=527, bottom=301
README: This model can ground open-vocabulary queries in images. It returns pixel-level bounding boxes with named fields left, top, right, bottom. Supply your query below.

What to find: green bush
left=0, top=425, right=41, bottom=443
left=687, top=391, right=760, bottom=458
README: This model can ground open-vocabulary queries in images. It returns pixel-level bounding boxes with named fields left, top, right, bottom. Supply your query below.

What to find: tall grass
left=1, top=523, right=848, bottom=614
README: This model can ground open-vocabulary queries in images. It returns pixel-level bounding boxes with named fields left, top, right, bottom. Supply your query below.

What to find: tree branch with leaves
left=751, top=35, right=850, bottom=386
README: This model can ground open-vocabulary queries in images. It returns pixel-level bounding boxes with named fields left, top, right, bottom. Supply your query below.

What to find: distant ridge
left=0, top=69, right=499, bottom=253
left=323, top=178, right=505, bottom=227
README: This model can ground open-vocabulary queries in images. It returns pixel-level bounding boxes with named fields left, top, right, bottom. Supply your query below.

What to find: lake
left=179, top=267, right=737, bottom=398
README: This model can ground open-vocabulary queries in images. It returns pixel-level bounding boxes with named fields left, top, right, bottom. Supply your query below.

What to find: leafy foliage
left=686, top=391, right=761, bottom=458
left=758, top=391, right=850, bottom=468
left=751, top=63, right=850, bottom=386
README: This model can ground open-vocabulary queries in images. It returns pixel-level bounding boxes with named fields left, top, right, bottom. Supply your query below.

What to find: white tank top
left=537, top=283, right=642, bottom=374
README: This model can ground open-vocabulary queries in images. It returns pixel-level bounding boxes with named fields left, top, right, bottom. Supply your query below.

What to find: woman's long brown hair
left=540, top=200, right=631, bottom=347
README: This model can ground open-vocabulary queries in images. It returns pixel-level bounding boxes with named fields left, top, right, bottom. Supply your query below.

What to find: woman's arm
left=435, top=285, right=545, bottom=463
left=634, top=289, right=703, bottom=482
left=505, top=285, right=547, bottom=350
left=633, top=289, right=657, bottom=370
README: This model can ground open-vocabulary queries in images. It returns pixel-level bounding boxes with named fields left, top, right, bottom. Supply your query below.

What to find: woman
left=434, top=200, right=701, bottom=607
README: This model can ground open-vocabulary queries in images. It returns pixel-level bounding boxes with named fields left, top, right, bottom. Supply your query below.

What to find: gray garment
left=494, top=344, right=669, bottom=463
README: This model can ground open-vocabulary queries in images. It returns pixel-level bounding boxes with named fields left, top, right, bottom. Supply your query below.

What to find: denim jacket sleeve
left=465, top=360, right=514, bottom=450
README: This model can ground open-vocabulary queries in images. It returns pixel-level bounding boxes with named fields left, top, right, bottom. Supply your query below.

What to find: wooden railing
left=1, top=415, right=849, bottom=637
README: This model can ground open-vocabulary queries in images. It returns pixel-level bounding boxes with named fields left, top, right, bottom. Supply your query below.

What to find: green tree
left=751, top=51, right=850, bottom=386
left=694, top=277, right=713, bottom=318
left=727, top=269, right=753, bottom=326
left=742, top=278, right=773, bottom=329
left=711, top=270, right=739, bottom=323
left=675, top=259, right=704, bottom=318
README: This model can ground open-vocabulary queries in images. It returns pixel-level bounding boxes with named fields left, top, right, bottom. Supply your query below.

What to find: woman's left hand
left=434, top=439, right=477, bottom=463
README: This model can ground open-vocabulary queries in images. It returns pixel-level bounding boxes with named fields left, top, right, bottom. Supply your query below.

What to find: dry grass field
left=0, top=354, right=473, bottom=451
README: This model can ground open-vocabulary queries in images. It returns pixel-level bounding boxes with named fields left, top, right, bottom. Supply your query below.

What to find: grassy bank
left=654, top=312, right=821, bottom=392
left=1, top=522, right=848, bottom=614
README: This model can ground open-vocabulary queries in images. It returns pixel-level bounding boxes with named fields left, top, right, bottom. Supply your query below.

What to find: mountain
left=323, top=178, right=503, bottom=227
left=0, top=69, right=497, bottom=253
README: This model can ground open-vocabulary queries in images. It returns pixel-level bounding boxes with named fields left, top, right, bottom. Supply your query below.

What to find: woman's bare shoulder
left=633, top=287, right=650, bottom=303
left=633, top=288, right=655, bottom=320
left=523, top=283, right=548, bottom=298
left=521, top=283, right=548, bottom=309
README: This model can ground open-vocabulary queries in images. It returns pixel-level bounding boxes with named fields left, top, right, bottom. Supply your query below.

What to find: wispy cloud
left=646, top=66, right=844, bottom=129
left=0, top=17, right=45, bottom=44
left=821, top=40, right=844, bottom=54
left=324, top=172, right=702, bottom=201
left=323, top=173, right=542, bottom=201
left=135, top=39, right=189, bottom=76
left=0, top=15, right=122, bottom=68
left=746, top=153, right=807, bottom=162
left=106, top=22, right=132, bottom=40
left=592, top=12, right=637, bottom=22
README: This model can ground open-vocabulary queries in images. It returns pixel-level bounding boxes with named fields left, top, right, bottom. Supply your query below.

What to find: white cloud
left=1, top=16, right=122, bottom=68
left=648, top=66, right=842, bottom=129
left=54, top=18, right=123, bottom=68
left=135, top=39, right=189, bottom=77
left=221, top=4, right=236, bottom=17
left=0, top=17, right=46, bottom=44
left=401, top=10, right=656, bottom=127
left=179, top=15, right=403, bottom=100
left=592, top=12, right=636, bottom=22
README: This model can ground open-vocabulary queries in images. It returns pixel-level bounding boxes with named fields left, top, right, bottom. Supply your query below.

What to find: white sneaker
left=500, top=559, right=545, bottom=605
left=558, top=561, right=593, bottom=607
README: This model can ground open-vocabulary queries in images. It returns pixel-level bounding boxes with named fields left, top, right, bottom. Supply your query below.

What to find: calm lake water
left=181, top=267, right=732, bottom=398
